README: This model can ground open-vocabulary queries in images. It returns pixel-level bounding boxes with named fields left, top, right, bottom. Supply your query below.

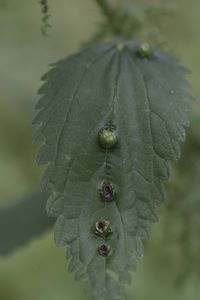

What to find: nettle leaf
left=33, top=41, right=191, bottom=300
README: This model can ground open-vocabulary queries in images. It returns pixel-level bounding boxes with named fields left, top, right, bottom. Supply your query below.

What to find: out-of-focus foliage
left=0, top=0, right=7, bottom=8
left=152, top=114, right=200, bottom=284
left=39, top=0, right=51, bottom=36
left=0, top=189, right=54, bottom=256
left=0, top=102, right=40, bottom=202
left=85, top=0, right=177, bottom=46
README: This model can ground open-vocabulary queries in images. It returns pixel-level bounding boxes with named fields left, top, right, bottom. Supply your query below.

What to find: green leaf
left=33, top=41, right=191, bottom=300
left=0, top=189, right=54, bottom=256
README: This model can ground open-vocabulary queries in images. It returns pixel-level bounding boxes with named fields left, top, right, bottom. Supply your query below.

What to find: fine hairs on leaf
left=33, top=40, right=191, bottom=300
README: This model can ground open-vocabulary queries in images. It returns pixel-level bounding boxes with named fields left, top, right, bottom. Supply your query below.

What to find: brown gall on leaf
left=95, top=219, right=111, bottom=237
left=98, top=243, right=111, bottom=257
left=100, top=182, right=115, bottom=202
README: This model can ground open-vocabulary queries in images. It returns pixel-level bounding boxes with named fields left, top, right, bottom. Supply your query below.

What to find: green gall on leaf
left=117, top=42, right=125, bottom=52
left=136, top=42, right=153, bottom=58
left=99, top=127, right=117, bottom=149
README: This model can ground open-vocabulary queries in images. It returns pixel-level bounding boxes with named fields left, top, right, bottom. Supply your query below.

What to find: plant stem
left=95, top=0, right=118, bottom=30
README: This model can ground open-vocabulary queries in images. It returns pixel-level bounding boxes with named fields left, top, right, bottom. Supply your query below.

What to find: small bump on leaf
left=98, top=243, right=111, bottom=257
left=95, top=219, right=111, bottom=237
left=99, top=128, right=117, bottom=149
left=100, top=182, right=114, bottom=202
left=136, top=42, right=153, bottom=58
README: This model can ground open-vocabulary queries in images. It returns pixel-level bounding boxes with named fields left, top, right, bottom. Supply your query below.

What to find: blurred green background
left=0, top=0, right=200, bottom=299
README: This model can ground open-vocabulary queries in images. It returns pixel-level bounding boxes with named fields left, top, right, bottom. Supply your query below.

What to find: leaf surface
left=33, top=41, right=191, bottom=299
